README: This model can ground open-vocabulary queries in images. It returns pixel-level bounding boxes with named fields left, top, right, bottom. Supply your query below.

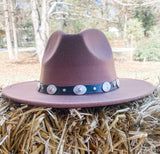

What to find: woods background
left=0, top=0, right=160, bottom=62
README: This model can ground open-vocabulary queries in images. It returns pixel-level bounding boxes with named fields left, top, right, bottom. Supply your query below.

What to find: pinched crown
left=40, top=29, right=117, bottom=86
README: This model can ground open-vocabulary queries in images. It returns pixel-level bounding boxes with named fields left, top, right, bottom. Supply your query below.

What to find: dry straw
left=0, top=85, right=159, bottom=154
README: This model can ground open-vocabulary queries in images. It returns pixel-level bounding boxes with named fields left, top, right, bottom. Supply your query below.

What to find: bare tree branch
left=113, top=0, right=159, bottom=7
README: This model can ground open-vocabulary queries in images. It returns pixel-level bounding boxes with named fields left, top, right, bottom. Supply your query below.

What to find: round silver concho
left=116, top=78, right=120, bottom=87
left=46, top=85, right=57, bottom=95
left=102, top=82, right=111, bottom=92
left=73, top=85, right=87, bottom=95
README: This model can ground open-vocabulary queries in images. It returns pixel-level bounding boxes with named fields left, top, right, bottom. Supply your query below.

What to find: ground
left=0, top=51, right=160, bottom=88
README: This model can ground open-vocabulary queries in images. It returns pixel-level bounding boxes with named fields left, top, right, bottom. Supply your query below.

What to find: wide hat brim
left=2, top=78, right=154, bottom=108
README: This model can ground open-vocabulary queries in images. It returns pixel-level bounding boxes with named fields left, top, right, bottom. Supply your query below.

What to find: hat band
left=38, top=79, right=120, bottom=95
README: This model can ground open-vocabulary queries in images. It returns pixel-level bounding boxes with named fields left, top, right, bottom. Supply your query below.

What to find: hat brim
left=2, top=78, right=155, bottom=108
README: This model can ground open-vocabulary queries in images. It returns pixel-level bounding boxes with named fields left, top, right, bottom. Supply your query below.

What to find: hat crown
left=40, top=29, right=117, bottom=86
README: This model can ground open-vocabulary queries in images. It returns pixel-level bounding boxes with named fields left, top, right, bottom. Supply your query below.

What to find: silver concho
left=116, top=78, right=120, bottom=87
left=102, top=82, right=111, bottom=92
left=73, top=85, right=87, bottom=95
left=46, top=85, right=57, bottom=94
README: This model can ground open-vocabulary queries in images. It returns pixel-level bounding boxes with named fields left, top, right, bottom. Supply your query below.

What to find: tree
left=134, top=6, right=156, bottom=36
left=30, top=0, right=49, bottom=62
left=3, top=0, right=14, bottom=60
left=3, top=0, right=18, bottom=61
left=10, top=0, right=18, bottom=59
left=127, top=18, right=144, bottom=41
left=112, top=0, right=157, bottom=37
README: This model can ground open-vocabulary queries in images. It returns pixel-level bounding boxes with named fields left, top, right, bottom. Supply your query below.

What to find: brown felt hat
left=2, top=29, right=155, bottom=108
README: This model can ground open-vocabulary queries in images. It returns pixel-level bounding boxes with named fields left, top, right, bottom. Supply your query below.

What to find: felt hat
left=2, top=29, right=155, bottom=108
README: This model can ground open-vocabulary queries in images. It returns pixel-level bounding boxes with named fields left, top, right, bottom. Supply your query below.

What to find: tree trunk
left=123, top=13, right=127, bottom=39
left=10, top=0, right=18, bottom=60
left=31, top=0, right=49, bottom=62
left=41, top=0, right=49, bottom=59
left=31, top=0, right=42, bottom=61
left=3, top=0, right=14, bottom=60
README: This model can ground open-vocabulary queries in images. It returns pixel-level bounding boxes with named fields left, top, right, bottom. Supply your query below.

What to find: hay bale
left=0, top=86, right=160, bottom=154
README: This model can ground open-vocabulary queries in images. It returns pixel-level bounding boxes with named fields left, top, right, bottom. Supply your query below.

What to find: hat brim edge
left=2, top=78, right=155, bottom=108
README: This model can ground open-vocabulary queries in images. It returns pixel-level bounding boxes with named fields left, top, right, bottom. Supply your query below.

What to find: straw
left=0, top=86, right=159, bottom=153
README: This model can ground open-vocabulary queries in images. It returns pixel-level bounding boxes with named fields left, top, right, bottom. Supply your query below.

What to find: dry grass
left=0, top=85, right=160, bottom=154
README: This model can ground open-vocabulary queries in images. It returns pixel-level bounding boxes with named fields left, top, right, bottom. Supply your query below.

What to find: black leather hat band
left=38, top=79, right=120, bottom=95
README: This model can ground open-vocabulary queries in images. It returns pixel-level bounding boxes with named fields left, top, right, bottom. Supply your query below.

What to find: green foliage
left=51, top=18, right=119, bottom=40
left=63, top=19, right=86, bottom=33
left=49, top=0, right=113, bottom=35
left=134, top=35, right=160, bottom=61
left=50, top=18, right=86, bottom=34
left=134, top=7, right=156, bottom=36
left=127, top=18, right=144, bottom=41
left=17, top=20, right=35, bottom=47
left=103, top=31, right=118, bottom=40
